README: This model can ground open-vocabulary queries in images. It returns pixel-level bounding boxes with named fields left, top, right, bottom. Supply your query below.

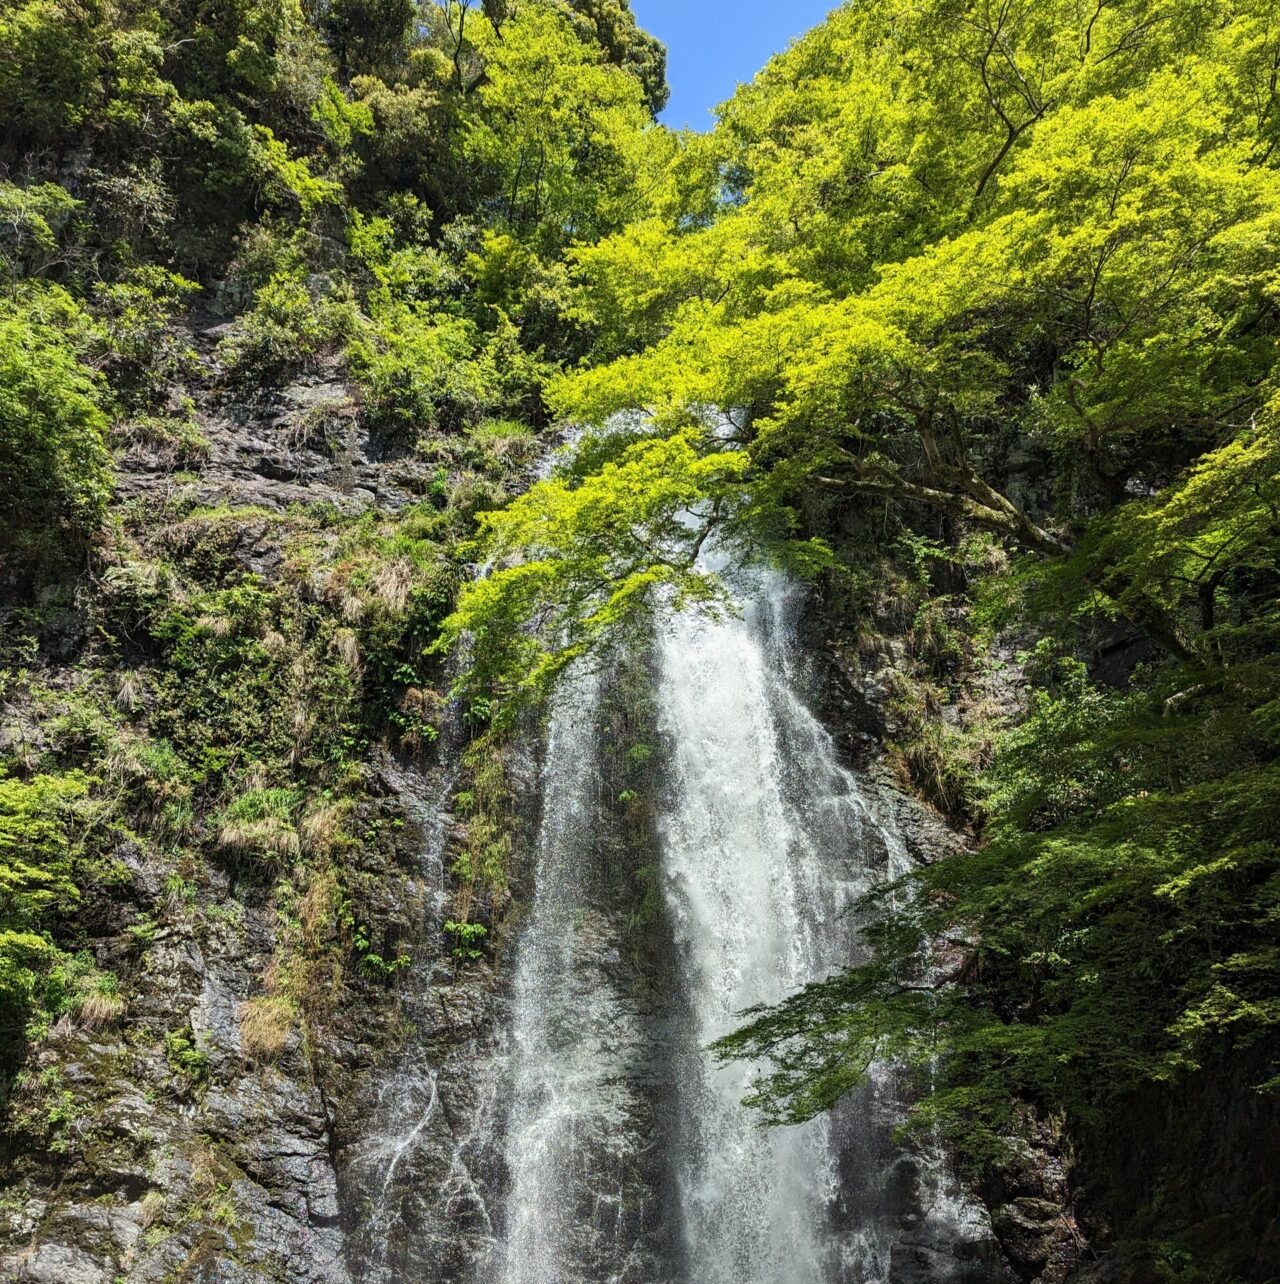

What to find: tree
left=436, top=425, right=752, bottom=712
left=563, top=0, right=668, bottom=115
left=463, top=1, right=653, bottom=251
left=324, top=0, right=415, bottom=74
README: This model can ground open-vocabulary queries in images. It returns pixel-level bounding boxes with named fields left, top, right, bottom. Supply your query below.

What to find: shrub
left=0, top=298, right=112, bottom=543
left=0, top=181, right=79, bottom=282
left=350, top=306, right=494, bottom=439
left=216, top=273, right=357, bottom=381
left=91, top=266, right=200, bottom=410
left=0, top=773, right=90, bottom=1032
left=164, top=1025, right=209, bottom=1089
left=443, top=919, right=486, bottom=961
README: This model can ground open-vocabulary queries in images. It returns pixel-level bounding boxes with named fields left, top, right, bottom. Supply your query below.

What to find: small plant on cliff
left=352, top=922, right=410, bottom=979
left=10, top=1066, right=82, bottom=1155
left=444, top=919, right=487, bottom=962
left=75, top=970, right=125, bottom=1029
left=164, top=1026, right=209, bottom=1093
left=216, top=787, right=302, bottom=865
left=238, top=995, right=296, bottom=1063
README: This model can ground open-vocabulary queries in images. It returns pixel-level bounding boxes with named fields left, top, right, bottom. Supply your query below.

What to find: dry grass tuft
left=333, top=628, right=361, bottom=674
left=373, top=558, right=414, bottom=613
left=238, top=996, right=296, bottom=1063
left=301, top=866, right=341, bottom=943
left=240, top=763, right=269, bottom=792
left=447, top=470, right=505, bottom=520
left=289, top=703, right=312, bottom=767
left=47, top=1012, right=77, bottom=1042
left=114, top=670, right=145, bottom=713
left=195, top=613, right=234, bottom=638
left=217, top=817, right=301, bottom=862
left=262, top=629, right=289, bottom=657
left=139, top=1189, right=167, bottom=1229
left=78, top=988, right=126, bottom=1029
left=300, top=803, right=347, bottom=856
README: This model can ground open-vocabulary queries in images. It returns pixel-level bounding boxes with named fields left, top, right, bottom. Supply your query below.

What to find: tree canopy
left=444, top=4, right=1280, bottom=1267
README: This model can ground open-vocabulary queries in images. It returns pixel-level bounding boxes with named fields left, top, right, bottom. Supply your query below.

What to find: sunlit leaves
left=437, top=427, right=750, bottom=712
left=0, top=292, right=112, bottom=538
left=464, top=2, right=653, bottom=252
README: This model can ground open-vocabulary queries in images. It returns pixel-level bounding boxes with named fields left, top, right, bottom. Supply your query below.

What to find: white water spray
left=655, top=565, right=902, bottom=1283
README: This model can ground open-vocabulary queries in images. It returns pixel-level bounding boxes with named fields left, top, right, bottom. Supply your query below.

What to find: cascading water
left=491, top=545, right=998, bottom=1283
left=500, top=665, right=622, bottom=1282
left=341, top=751, right=508, bottom=1284
left=655, top=564, right=886, bottom=1283
left=497, top=663, right=680, bottom=1284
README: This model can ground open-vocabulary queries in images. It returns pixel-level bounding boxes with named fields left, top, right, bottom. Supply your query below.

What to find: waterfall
left=499, top=663, right=677, bottom=1284
left=493, top=554, right=997, bottom=1283
left=654, top=564, right=895, bottom=1283
left=500, top=664, right=612, bottom=1283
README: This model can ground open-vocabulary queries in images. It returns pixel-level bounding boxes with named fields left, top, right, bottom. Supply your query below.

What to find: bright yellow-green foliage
left=436, top=2, right=1280, bottom=1265
left=458, top=0, right=1280, bottom=683
left=0, top=772, right=94, bottom=1027
left=464, top=3, right=654, bottom=252
left=558, top=1, right=1280, bottom=569
left=439, top=426, right=750, bottom=711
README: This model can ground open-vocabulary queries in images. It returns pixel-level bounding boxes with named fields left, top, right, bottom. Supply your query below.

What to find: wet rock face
left=977, top=1120, right=1084, bottom=1284
left=335, top=959, right=508, bottom=1284
left=797, top=592, right=1077, bottom=1284
left=0, top=877, right=357, bottom=1283
left=333, top=762, right=511, bottom=1284
left=0, top=753, right=499, bottom=1284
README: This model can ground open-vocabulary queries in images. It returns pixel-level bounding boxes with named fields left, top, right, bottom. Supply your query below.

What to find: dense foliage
left=444, top=0, right=1280, bottom=1272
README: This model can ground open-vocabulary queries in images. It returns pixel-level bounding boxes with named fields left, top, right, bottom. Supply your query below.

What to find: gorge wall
left=0, top=337, right=1021, bottom=1281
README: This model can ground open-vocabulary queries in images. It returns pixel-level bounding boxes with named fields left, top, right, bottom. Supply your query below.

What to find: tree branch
left=815, top=452, right=1197, bottom=662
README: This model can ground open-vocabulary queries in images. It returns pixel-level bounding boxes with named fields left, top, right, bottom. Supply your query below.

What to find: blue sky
left=631, top=1, right=838, bottom=131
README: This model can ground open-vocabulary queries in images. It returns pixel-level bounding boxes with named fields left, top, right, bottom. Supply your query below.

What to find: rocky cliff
left=0, top=311, right=507, bottom=1283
